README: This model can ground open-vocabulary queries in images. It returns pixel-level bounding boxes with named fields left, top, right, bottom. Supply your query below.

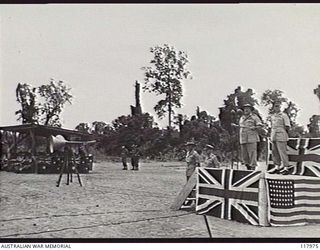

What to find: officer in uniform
left=232, top=104, right=263, bottom=170
left=185, top=141, right=201, bottom=181
left=203, top=144, right=220, bottom=168
left=268, top=101, right=292, bottom=174
left=130, top=144, right=141, bottom=171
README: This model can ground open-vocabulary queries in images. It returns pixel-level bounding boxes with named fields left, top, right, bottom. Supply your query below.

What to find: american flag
left=267, top=138, right=320, bottom=177
left=266, top=173, right=320, bottom=226
left=196, top=167, right=263, bottom=225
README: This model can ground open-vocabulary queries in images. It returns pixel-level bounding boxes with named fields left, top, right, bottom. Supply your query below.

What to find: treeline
left=74, top=85, right=320, bottom=161
left=13, top=44, right=320, bottom=161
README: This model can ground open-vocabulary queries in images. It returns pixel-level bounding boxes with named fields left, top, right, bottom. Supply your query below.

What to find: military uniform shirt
left=203, top=153, right=220, bottom=168
left=185, top=150, right=201, bottom=177
left=239, top=114, right=262, bottom=144
left=270, top=112, right=291, bottom=142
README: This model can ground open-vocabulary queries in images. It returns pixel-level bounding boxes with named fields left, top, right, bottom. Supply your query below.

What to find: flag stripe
left=294, top=179, right=320, bottom=185
left=197, top=200, right=222, bottom=214
left=234, top=203, right=259, bottom=225
left=198, top=183, right=224, bottom=190
left=270, top=214, right=320, bottom=222
left=223, top=169, right=230, bottom=220
left=295, top=188, right=320, bottom=193
left=198, top=194, right=225, bottom=202
left=199, top=187, right=258, bottom=202
left=229, top=186, right=259, bottom=193
left=198, top=171, right=218, bottom=186
left=238, top=203, right=259, bottom=223
left=270, top=219, right=320, bottom=225
left=295, top=183, right=320, bottom=189
left=290, top=154, right=320, bottom=163
left=295, top=196, right=320, bottom=201
left=294, top=191, right=320, bottom=197
left=294, top=200, right=320, bottom=205
left=271, top=210, right=320, bottom=217
left=232, top=171, right=261, bottom=187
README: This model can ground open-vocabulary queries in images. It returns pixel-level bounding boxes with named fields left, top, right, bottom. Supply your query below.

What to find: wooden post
left=29, top=129, right=38, bottom=174
left=170, top=171, right=197, bottom=210
left=258, top=172, right=269, bottom=226
left=13, top=132, right=17, bottom=155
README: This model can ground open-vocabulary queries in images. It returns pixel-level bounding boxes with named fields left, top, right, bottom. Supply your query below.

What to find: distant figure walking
left=130, top=144, right=141, bottom=171
left=203, top=144, right=220, bottom=168
left=185, top=141, right=201, bottom=181
left=121, top=146, right=129, bottom=170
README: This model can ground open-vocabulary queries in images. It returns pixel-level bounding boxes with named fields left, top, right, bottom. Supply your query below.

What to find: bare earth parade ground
left=1, top=160, right=320, bottom=239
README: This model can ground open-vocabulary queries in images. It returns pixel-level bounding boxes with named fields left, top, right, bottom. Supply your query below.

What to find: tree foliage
left=15, top=79, right=72, bottom=127
left=142, top=44, right=191, bottom=128
left=218, top=86, right=259, bottom=133
left=75, top=123, right=91, bottom=133
left=38, top=79, right=73, bottom=127
left=15, top=83, right=39, bottom=124
left=261, top=89, right=304, bottom=137
left=307, top=115, right=320, bottom=137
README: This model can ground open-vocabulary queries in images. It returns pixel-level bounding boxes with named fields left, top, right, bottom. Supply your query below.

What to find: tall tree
left=142, top=44, right=191, bottom=129
left=15, top=79, right=72, bottom=127
left=15, top=83, right=39, bottom=124
left=37, top=79, right=73, bottom=127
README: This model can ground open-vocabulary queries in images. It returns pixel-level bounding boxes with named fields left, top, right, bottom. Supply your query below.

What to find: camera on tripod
left=49, top=135, right=95, bottom=187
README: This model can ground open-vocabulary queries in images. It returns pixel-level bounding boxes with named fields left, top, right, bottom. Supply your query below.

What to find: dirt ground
left=0, top=160, right=320, bottom=239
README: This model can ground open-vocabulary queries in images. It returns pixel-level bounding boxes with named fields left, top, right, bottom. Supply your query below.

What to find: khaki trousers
left=272, top=141, right=289, bottom=168
left=240, top=142, right=258, bottom=169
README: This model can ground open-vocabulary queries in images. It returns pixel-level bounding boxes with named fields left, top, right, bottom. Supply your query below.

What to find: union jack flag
left=266, top=173, right=320, bottom=226
left=196, top=167, right=263, bottom=225
left=180, top=187, right=196, bottom=210
left=267, top=138, right=320, bottom=177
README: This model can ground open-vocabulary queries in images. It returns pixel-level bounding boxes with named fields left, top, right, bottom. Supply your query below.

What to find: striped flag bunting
left=267, top=138, right=320, bottom=177
left=266, top=173, right=320, bottom=226
left=196, top=167, right=263, bottom=225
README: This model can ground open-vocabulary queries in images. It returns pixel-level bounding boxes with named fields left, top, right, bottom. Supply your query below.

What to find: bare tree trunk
left=168, top=84, right=172, bottom=130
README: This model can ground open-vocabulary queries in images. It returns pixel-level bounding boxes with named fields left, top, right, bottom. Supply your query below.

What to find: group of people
left=120, top=145, right=141, bottom=171
left=185, top=100, right=293, bottom=181
left=232, top=100, right=292, bottom=175
left=185, top=142, right=221, bottom=181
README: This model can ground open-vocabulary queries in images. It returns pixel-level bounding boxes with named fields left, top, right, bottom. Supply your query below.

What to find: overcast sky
left=1, top=4, right=320, bottom=130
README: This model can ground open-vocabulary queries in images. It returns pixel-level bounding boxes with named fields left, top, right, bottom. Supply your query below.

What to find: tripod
left=56, top=146, right=82, bottom=187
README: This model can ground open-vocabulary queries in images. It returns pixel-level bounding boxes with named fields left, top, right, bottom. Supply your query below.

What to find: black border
left=1, top=238, right=320, bottom=243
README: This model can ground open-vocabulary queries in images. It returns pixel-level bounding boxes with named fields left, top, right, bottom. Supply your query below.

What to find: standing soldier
left=185, top=141, right=201, bottom=181
left=130, top=144, right=141, bottom=171
left=203, top=144, right=220, bottom=168
left=268, top=101, right=292, bottom=174
left=120, top=146, right=129, bottom=170
left=232, top=104, right=263, bottom=170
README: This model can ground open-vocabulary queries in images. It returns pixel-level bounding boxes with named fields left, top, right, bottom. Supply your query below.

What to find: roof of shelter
left=0, top=124, right=93, bottom=139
